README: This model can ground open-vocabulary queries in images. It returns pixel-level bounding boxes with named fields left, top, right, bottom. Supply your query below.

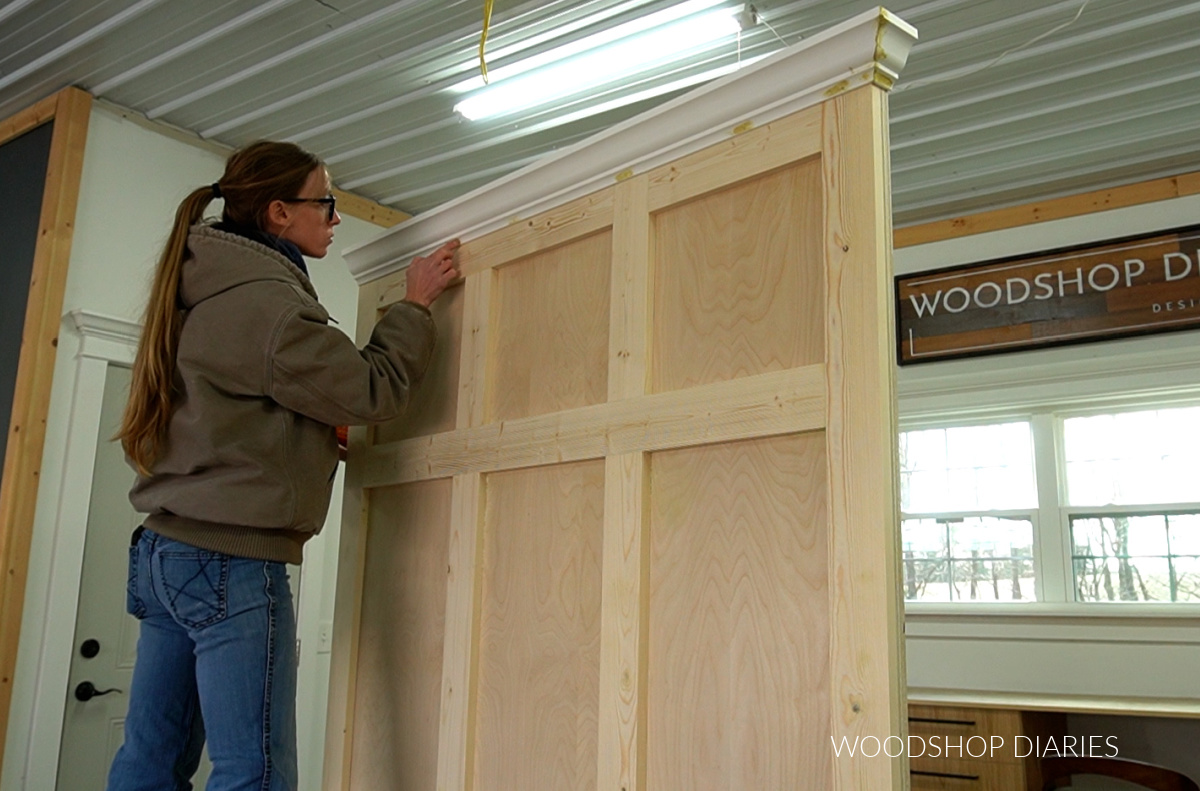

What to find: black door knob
left=80, top=639, right=100, bottom=659
left=74, top=681, right=122, bottom=702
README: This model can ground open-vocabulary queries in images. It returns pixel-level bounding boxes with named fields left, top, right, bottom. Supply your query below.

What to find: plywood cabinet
left=326, top=9, right=917, bottom=791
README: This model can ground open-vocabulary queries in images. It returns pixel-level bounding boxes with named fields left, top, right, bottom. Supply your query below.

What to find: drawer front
left=910, top=758, right=1026, bottom=791
left=908, top=704, right=1026, bottom=762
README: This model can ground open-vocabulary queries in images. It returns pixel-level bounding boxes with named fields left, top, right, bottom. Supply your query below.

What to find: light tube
left=454, top=3, right=741, bottom=121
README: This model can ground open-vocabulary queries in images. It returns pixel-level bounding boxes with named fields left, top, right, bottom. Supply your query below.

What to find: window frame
left=900, top=402, right=1200, bottom=613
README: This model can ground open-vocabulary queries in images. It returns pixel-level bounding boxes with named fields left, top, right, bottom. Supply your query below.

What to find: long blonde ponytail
left=118, top=186, right=215, bottom=475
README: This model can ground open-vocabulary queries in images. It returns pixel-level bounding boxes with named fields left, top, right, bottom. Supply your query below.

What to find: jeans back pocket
left=126, top=543, right=147, bottom=620
left=155, top=549, right=230, bottom=629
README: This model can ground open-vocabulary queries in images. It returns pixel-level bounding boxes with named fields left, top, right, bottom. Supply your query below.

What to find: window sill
left=905, top=601, right=1200, bottom=622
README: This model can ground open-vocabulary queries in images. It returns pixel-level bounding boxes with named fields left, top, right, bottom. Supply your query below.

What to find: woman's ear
left=263, top=198, right=292, bottom=235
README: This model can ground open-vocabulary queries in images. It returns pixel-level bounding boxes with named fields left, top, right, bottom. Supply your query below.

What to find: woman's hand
left=405, top=239, right=461, bottom=308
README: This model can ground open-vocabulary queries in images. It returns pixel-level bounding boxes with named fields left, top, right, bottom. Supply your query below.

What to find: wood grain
left=435, top=474, right=486, bottom=791
left=822, top=86, right=905, bottom=789
left=455, top=188, right=614, bottom=278
left=0, top=87, right=90, bottom=771
left=645, top=104, right=823, bottom=213
left=373, top=280, right=464, bottom=443
left=473, top=461, right=605, bottom=791
left=456, top=271, right=494, bottom=430
left=651, top=158, right=824, bottom=393
left=608, top=175, right=651, bottom=402
left=0, top=93, right=57, bottom=147
left=596, top=453, right=649, bottom=791
left=331, top=187, right=410, bottom=228
left=894, top=169, right=1200, bottom=249
left=488, top=232, right=612, bottom=422
left=647, top=433, right=831, bottom=791
left=349, top=478, right=452, bottom=791
left=356, top=365, right=826, bottom=489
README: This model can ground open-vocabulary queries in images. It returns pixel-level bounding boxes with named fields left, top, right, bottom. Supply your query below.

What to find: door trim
left=7, top=311, right=136, bottom=790
left=0, top=86, right=92, bottom=780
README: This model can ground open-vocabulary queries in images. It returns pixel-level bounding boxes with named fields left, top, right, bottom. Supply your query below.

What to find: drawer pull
left=909, top=716, right=976, bottom=726
left=911, top=770, right=981, bottom=781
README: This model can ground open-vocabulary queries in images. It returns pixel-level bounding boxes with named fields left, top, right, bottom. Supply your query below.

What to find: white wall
left=896, top=191, right=1200, bottom=709
left=2, top=103, right=377, bottom=791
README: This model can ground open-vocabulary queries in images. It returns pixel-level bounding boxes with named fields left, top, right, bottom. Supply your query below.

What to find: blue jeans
left=107, top=528, right=298, bottom=791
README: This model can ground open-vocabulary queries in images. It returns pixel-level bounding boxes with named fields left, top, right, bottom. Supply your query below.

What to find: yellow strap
left=479, top=0, right=494, bottom=84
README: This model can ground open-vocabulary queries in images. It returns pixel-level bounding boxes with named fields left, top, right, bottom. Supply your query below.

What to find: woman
left=109, top=141, right=458, bottom=790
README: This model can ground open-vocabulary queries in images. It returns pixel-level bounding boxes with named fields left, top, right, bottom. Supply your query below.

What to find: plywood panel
left=647, top=432, right=830, bottom=791
left=651, top=158, right=824, bottom=393
left=474, top=460, right=605, bottom=791
left=374, top=280, right=464, bottom=443
left=349, top=478, right=452, bottom=791
left=488, top=232, right=611, bottom=422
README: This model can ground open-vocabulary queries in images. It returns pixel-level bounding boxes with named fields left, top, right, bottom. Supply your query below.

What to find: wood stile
left=0, top=86, right=91, bottom=774
left=434, top=473, right=485, bottom=791
left=455, top=270, right=493, bottom=431
left=327, top=16, right=909, bottom=783
left=608, top=175, right=651, bottom=404
left=822, top=87, right=905, bottom=789
left=597, top=452, right=649, bottom=791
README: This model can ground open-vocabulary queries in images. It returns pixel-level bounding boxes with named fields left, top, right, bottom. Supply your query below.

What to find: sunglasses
left=281, top=194, right=337, bottom=221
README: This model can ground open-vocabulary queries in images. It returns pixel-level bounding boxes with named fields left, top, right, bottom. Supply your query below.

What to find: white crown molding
left=344, top=6, right=917, bottom=284
left=67, top=309, right=140, bottom=363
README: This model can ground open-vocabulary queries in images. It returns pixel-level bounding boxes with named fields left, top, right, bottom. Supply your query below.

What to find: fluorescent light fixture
left=453, top=1, right=741, bottom=121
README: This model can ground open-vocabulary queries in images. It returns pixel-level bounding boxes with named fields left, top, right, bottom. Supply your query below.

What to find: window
left=900, top=422, right=1037, bottom=602
left=1063, top=407, right=1200, bottom=603
left=900, top=404, right=1200, bottom=606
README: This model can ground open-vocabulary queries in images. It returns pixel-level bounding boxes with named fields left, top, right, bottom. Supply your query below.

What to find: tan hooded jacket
left=130, top=224, right=436, bottom=563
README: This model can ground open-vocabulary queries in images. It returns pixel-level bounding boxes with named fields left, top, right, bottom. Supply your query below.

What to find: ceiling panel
left=1, top=0, right=1195, bottom=225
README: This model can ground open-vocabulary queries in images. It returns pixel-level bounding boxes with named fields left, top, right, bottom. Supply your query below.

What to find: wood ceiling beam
left=894, top=169, right=1200, bottom=248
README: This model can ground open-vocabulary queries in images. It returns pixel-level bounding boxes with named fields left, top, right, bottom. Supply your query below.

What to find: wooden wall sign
left=896, top=224, right=1200, bottom=364
left=330, top=9, right=916, bottom=791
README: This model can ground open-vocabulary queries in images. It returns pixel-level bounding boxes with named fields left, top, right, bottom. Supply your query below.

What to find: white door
left=56, top=364, right=212, bottom=790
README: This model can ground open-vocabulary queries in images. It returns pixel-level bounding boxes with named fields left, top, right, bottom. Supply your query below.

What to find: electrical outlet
left=318, top=620, right=333, bottom=654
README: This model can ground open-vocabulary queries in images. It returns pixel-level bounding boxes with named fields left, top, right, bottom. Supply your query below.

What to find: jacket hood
left=179, top=224, right=319, bottom=309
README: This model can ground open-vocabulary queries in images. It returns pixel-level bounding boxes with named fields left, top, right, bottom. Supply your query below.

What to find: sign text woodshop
left=896, top=224, right=1200, bottom=365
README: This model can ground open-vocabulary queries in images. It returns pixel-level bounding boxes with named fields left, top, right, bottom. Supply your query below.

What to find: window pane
left=949, top=517, right=1034, bottom=558
left=951, top=558, right=1032, bottom=602
left=900, top=421, right=1036, bottom=512
left=1168, top=557, right=1200, bottom=603
left=1074, top=556, right=1170, bottom=602
left=902, top=517, right=1034, bottom=602
left=901, top=559, right=950, bottom=602
left=1071, top=513, right=1200, bottom=602
left=901, top=518, right=948, bottom=555
left=1065, top=406, right=1200, bottom=506
left=1168, top=515, right=1200, bottom=555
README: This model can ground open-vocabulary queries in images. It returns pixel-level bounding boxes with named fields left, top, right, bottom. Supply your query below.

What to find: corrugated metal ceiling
left=1, top=0, right=1197, bottom=225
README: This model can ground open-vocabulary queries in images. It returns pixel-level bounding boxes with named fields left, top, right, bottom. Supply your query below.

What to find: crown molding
left=344, top=6, right=917, bottom=284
